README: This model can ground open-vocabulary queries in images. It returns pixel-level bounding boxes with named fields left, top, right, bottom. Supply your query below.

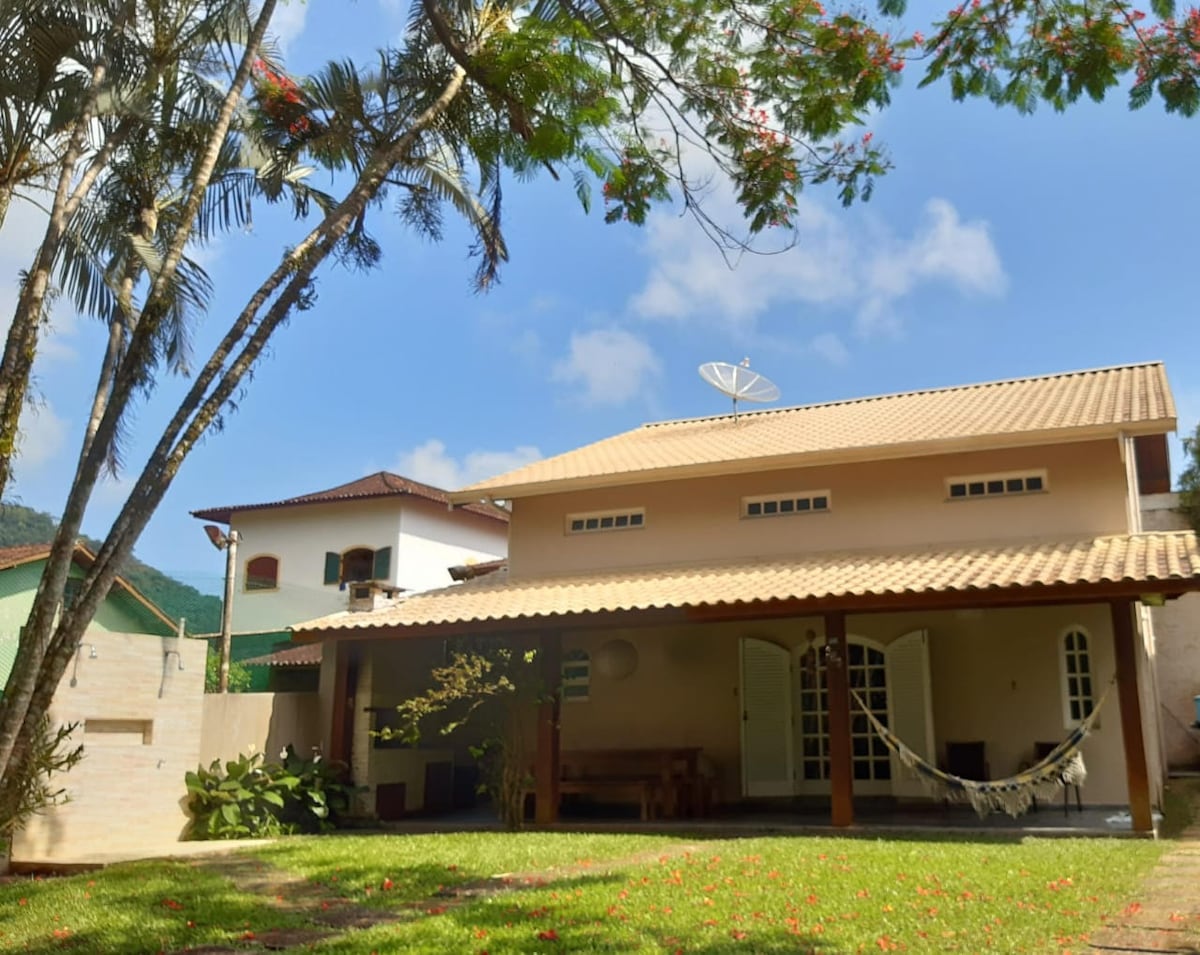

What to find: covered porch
left=295, top=532, right=1200, bottom=836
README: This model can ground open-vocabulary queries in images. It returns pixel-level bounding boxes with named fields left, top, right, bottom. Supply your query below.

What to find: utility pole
left=204, top=525, right=239, bottom=693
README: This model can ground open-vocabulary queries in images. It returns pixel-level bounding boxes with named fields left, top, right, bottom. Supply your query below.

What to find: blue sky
left=5, top=0, right=1200, bottom=595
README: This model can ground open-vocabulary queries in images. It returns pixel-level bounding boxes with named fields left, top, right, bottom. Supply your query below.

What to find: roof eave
left=449, top=419, right=1176, bottom=503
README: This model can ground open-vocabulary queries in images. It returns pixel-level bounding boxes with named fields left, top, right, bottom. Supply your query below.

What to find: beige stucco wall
left=555, top=603, right=1137, bottom=808
left=509, top=439, right=1129, bottom=576
left=11, top=632, right=207, bottom=863
left=1142, top=493, right=1200, bottom=769
left=198, top=692, right=322, bottom=767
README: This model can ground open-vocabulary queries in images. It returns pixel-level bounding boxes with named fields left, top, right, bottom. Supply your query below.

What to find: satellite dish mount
left=698, top=358, right=780, bottom=421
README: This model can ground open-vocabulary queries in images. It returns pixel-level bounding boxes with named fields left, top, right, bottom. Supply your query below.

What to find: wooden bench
left=526, top=747, right=706, bottom=821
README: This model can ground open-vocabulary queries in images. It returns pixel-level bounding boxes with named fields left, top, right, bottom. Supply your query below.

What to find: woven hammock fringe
left=850, top=681, right=1111, bottom=819
left=892, top=746, right=1086, bottom=819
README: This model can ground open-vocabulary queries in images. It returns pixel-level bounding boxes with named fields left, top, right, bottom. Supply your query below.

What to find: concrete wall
left=11, top=632, right=207, bottom=863
left=552, top=603, right=1138, bottom=808
left=198, top=691, right=322, bottom=767
left=1142, top=492, right=1200, bottom=769
left=225, top=498, right=507, bottom=634
left=509, top=439, right=1129, bottom=576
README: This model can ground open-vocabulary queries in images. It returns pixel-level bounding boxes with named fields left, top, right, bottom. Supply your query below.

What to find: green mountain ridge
left=0, top=502, right=222, bottom=635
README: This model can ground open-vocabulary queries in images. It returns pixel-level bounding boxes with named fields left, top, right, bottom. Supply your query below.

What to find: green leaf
left=261, top=790, right=285, bottom=808
left=1150, top=0, right=1175, bottom=19
left=220, top=803, right=240, bottom=825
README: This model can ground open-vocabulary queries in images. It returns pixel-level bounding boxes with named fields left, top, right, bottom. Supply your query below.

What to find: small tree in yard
left=1176, top=422, right=1200, bottom=532
left=383, top=647, right=545, bottom=829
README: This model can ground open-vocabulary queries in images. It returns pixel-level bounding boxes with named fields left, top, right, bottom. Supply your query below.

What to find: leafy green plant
left=203, top=650, right=252, bottom=693
left=184, top=745, right=353, bottom=839
left=1177, top=421, right=1200, bottom=531
left=0, top=716, right=83, bottom=852
left=383, top=646, right=546, bottom=830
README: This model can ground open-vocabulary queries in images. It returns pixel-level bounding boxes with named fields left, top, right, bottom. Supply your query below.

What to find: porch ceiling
left=292, top=531, right=1200, bottom=639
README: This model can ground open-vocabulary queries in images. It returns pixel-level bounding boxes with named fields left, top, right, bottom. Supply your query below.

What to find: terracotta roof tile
left=0, top=542, right=56, bottom=570
left=243, top=643, right=323, bottom=667
left=292, top=531, right=1200, bottom=634
left=193, top=471, right=509, bottom=524
left=455, top=363, right=1175, bottom=499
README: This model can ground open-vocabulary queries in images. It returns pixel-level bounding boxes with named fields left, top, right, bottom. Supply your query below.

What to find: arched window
left=340, top=548, right=374, bottom=583
left=244, top=555, right=279, bottom=591
left=323, top=546, right=392, bottom=585
left=1060, top=627, right=1096, bottom=727
left=797, top=638, right=891, bottom=784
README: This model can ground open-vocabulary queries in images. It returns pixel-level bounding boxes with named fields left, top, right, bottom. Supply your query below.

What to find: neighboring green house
left=0, top=543, right=177, bottom=692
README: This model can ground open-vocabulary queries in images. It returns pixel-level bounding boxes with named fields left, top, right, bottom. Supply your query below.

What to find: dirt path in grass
left=177, top=839, right=703, bottom=952
left=1088, top=785, right=1200, bottom=955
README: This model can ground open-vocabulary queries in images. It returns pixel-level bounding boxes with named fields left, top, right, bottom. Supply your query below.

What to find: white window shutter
left=739, top=637, right=794, bottom=797
left=886, top=629, right=935, bottom=800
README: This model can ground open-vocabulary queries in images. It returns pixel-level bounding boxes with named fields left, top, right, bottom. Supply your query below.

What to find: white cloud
left=15, top=401, right=67, bottom=471
left=394, top=439, right=543, bottom=491
left=270, top=1, right=309, bottom=51
left=809, top=332, right=850, bottom=367
left=630, top=196, right=1007, bottom=343
left=551, top=327, right=662, bottom=406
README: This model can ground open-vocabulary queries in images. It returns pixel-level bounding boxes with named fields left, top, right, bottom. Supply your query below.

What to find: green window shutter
left=323, top=552, right=341, bottom=585
left=372, top=546, right=392, bottom=581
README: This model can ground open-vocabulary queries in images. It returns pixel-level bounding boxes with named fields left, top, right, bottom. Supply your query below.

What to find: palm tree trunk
left=0, top=0, right=281, bottom=786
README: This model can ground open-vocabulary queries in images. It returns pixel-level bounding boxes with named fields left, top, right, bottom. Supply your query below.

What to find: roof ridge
left=641, top=361, right=1166, bottom=431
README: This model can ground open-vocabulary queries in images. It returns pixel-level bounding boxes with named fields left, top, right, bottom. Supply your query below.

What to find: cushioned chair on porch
left=943, top=741, right=989, bottom=780
left=1030, top=741, right=1084, bottom=814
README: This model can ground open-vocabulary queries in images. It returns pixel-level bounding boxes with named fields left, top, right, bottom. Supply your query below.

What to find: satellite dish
left=698, top=358, right=780, bottom=420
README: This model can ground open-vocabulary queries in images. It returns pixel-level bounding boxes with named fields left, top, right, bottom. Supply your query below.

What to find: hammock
left=848, top=680, right=1114, bottom=818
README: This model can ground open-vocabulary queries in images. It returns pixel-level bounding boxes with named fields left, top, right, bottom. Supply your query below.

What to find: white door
left=740, top=637, right=794, bottom=796
left=886, top=629, right=935, bottom=799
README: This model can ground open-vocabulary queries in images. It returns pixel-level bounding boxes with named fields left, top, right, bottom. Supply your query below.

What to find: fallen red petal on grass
left=1123, top=902, right=1144, bottom=917
left=536, top=929, right=559, bottom=941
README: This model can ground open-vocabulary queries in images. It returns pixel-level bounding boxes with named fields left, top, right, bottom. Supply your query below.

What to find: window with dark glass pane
left=812, top=496, right=828, bottom=510
left=1006, top=478, right=1024, bottom=492
left=797, top=498, right=811, bottom=511
left=949, top=483, right=967, bottom=497
left=615, top=515, right=629, bottom=527
left=630, top=513, right=644, bottom=526
left=968, top=482, right=985, bottom=495
left=245, top=555, right=279, bottom=591
left=780, top=499, right=794, bottom=512
left=987, top=480, right=1004, bottom=494
left=763, top=500, right=778, bottom=514
left=1026, top=475, right=1044, bottom=491
left=747, top=502, right=762, bottom=515
left=570, top=519, right=584, bottom=531
left=600, top=516, right=614, bottom=528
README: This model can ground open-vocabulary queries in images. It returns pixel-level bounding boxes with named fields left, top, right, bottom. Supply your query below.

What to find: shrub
left=0, top=717, right=83, bottom=850
left=203, top=650, right=252, bottom=693
left=184, top=745, right=354, bottom=839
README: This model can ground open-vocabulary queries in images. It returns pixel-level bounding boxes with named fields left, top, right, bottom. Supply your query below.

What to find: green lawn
left=0, top=809, right=1191, bottom=954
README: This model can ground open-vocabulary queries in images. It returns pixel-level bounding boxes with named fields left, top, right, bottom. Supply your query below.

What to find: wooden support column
left=534, top=630, right=563, bottom=825
left=1111, top=599, right=1154, bottom=833
left=825, top=611, right=854, bottom=827
left=328, top=641, right=357, bottom=768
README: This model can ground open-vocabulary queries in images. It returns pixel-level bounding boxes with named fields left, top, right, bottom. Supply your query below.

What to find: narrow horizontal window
left=946, top=470, right=1047, bottom=501
left=566, top=508, right=645, bottom=535
left=742, top=491, right=832, bottom=519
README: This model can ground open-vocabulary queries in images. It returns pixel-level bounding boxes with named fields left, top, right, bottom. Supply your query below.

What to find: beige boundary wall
left=12, top=632, right=208, bottom=863
left=1142, top=493, right=1200, bottom=770
left=198, top=691, right=322, bottom=767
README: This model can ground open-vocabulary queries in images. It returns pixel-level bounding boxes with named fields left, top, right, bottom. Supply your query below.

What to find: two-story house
left=191, top=471, right=509, bottom=686
left=293, top=363, right=1200, bottom=833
